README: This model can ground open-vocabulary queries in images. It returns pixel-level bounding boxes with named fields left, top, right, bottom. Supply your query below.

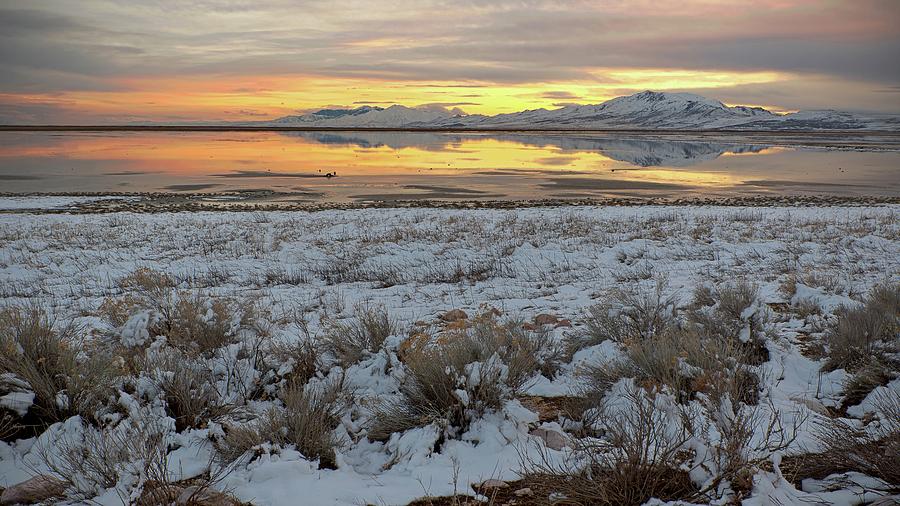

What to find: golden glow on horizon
left=0, top=132, right=750, bottom=189
left=0, top=68, right=794, bottom=122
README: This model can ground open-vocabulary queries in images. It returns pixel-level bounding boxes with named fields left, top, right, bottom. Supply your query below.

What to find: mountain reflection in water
left=0, top=130, right=897, bottom=200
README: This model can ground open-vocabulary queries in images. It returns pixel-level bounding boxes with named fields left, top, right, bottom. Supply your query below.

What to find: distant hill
left=261, top=91, right=897, bottom=131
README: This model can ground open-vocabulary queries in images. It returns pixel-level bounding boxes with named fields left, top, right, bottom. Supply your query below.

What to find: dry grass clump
left=823, top=283, right=899, bottom=373
left=522, top=386, right=698, bottom=506
left=821, top=283, right=899, bottom=406
left=687, top=280, right=769, bottom=365
left=789, top=390, right=899, bottom=489
left=0, top=306, right=116, bottom=426
left=369, top=312, right=546, bottom=441
left=38, top=413, right=234, bottom=505
left=584, top=328, right=760, bottom=408
left=267, top=338, right=320, bottom=386
left=321, top=304, right=397, bottom=366
left=38, top=416, right=170, bottom=502
left=144, top=351, right=238, bottom=432
left=216, top=380, right=346, bottom=469
left=574, top=281, right=677, bottom=349
left=100, top=268, right=258, bottom=360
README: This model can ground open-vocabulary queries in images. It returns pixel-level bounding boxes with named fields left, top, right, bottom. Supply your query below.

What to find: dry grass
left=38, top=413, right=236, bottom=505
left=321, top=304, right=397, bottom=366
left=100, top=268, right=258, bottom=359
left=370, top=312, right=546, bottom=441
left=268, top=338, right=320, bottom=386
left=584, top=327, right=761, bottom=407
left=0, top=412, right=17, bottom=440
left=0, top=306, right=116, bottom=425
left=217, top=379, right=346, bottom=469
left=688, top=280, right=769, bottom=366
left=145, top=351, right=238, bottom=432
left=823, top=283, right=900, bottom=373
left=789, top=390, right=899, bottom=490
left=522, top=386, right=698, bottom=506
left=574, top=280, right=677, bottom=349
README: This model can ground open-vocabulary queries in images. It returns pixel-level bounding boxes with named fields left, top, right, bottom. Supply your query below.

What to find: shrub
left=0, top=306, right=116, bottom=425
left=217, top=380, right=346, bottom=469
left=101, top=268, right=257, bottom=358
left=370, top=313, right=544, bottom=440
left=583, top=328, right=760, bottom=407
left=522, top=385, right=698, bottom=506
left=38, top=414, right=170, bottom=503
left=842, top=359, right=895, bottom=408
left=146, top=351, right=238, bottom=432
left=321, top=304, right=397, bottom=365
left=792, top=390, right=900, bottom=488
left=268, top=338, right=320, bottom=386
left=688, top=280, right=769, bottom=365
left=38, top=413, right=233, bottom=504
left=823, top=283, right=900, bottom=373
left=575, top=281, right=677, bottom=349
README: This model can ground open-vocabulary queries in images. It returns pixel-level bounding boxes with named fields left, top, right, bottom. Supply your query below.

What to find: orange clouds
left=0, top=68, right=796, bottom=123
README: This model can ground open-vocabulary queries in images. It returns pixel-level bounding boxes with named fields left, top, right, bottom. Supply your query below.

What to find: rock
left=0, top=475, right=67, bottom=505
left=556, top=319, right=572, bottom=328
left=533, top=313, right=559, bottom=326
left=790, top=396, right=830, bottom=416
left=476, top=479, right=509, bottom=490
left=529, top=427, right=570, bottom=451
left=439, top=309, right=468, bottom=322
left=514, top=487, right=534, bottom=497
left=868, top=495, right=900, bottom=506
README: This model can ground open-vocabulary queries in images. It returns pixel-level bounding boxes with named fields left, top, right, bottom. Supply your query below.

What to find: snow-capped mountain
left=268, top=104, right=455, bottom=127
left=260, top=91, right=896, bottom=131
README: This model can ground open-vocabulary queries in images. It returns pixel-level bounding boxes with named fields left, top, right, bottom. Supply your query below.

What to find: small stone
left=514, top=487, right=534, bottom=497
left=790, top=396, right=830, bottom=416
left=529, top=427, right=570, bottom=451
left=533, top=313, right=559, bottom=326
left=0, top=475, right=67, bottom=505
left=439, top=309, right=468, bottom=322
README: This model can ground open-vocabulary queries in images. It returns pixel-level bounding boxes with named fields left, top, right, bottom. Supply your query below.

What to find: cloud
left=1, top=0, right=899, bottom=119
left=540, top=91, right=583, bottom=100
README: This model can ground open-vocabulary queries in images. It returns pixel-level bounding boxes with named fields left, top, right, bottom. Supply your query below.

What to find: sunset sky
left=1, top=0, right=898, bottom=124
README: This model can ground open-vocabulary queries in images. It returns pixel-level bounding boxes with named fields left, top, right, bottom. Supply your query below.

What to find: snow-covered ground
left=0, top=205, right=897, bottom=505
left=0, top=196, right=130, bottom=211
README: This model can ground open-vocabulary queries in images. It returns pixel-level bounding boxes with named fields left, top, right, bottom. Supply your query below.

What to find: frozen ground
left=0, top=205, right=897, bottom=505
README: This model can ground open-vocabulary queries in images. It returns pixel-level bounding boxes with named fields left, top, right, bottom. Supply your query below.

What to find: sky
left=0, top=0, right=899, bottom=124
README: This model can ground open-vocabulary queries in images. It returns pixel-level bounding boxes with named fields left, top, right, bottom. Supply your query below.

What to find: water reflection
left=0, top=131, right=897, bottom=200
left=290, top=131, right=770, bottom=167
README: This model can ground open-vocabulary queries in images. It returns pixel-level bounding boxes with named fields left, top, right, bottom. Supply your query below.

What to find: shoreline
left=2, top=125, right=899, bottom=135
left=1, top=191, right=899, bottom=214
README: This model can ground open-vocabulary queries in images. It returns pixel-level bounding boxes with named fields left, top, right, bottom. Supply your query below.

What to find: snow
left=0, top=204, right=897, bottom=505
left=262, top=90, right=899, bottom=131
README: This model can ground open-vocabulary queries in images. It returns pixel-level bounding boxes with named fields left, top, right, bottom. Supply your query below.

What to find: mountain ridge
left=262, top=91, right=897, bottom=131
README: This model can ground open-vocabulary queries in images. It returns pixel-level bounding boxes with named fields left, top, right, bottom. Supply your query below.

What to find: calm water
left=1, top=131, right=898, bottom=201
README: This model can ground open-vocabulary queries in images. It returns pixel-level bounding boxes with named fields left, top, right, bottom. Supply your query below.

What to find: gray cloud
left=1, top=0, right=899, bottom=115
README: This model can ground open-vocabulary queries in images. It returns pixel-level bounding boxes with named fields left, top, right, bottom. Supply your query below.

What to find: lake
left=1, top=130, right=898, bottom=201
